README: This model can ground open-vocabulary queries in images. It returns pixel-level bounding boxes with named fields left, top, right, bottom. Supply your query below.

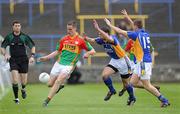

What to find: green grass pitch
left=0, top=83, right=179, bottom=114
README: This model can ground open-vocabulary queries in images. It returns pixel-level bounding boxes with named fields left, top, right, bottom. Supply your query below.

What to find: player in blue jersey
left=84, top=20, right=136, bottom=106
left=104, top=17, right=170, bottom=107
left=118, top=9, right=160, bottom=97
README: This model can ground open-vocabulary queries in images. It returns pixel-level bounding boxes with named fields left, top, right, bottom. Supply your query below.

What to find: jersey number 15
left=142, top=36, right=150, bottom=49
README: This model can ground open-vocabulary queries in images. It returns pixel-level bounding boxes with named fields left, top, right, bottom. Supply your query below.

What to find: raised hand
left=93, top=19, right=100, bottom=30
left=121, top=9, right=134, bottom=29
left=121, top=9, right=128, bottom=16
left=104, top=18, right=111, bottom=26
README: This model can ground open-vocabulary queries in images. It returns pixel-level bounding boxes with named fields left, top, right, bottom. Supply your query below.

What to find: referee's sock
left=21, top=84, right=27, bottom=99
left=22, top=84, right=26, bottom=90
left=12, top=84, right=19, bottom=99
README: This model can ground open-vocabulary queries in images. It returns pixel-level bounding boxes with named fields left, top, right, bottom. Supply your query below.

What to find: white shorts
left=133, top=62, right=152, bottom=80
left=50, top=62, right=74, bottom=78
left=109, top=56, right=132, bottom=75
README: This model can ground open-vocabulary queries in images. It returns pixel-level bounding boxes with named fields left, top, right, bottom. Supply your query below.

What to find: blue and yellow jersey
left=127, top=29, right=152, bottom=63
left=111, top=34, right=127, bottom=49
left=95, top=35, right=126, bottom=59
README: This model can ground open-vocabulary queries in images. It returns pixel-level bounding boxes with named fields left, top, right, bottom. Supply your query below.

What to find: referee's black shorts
left=9, top=56, right=29, bottom=73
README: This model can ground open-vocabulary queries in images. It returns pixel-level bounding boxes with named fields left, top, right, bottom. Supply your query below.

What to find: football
left=39, top=72, right=50, bottom=83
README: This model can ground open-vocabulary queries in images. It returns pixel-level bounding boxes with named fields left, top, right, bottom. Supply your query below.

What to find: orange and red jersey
left=56, top=33, right=93, bottom=66
left=125, top=39, right=136, bottom=62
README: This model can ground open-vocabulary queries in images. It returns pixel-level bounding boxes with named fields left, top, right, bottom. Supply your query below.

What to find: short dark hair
left=101, top=27, right=110, bottom=35
left=67, top=20, right=77, bottom=28
left=134, top=19, right=143, bottom=29
left=12, top=21, right=21, bottom=26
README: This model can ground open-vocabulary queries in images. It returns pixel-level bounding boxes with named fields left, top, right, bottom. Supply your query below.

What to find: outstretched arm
left=82, top=33, right=96, bottom=44
left=104, top=18, right=128, bottom=38
left=121, top=9, right=135, bottom=30
left=83, top=48, right=96, bottom=59
left=82, top=41, right=96, bottom=58
left=93, top=20, right=114, bottom=44
left=39, top=50, right=59, bottom=62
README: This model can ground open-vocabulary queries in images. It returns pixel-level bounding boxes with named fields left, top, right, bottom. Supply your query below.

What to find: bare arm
left=84, top=36, right=96, bottom=44
left=93, top=20, right=114, bottom=44
left=31, top=46, right=35, bottom=54
left=1, top=36, right=9, bottom=56
left=39, top=50, right=59, bottom=62
left=83, top=48, right=96, bottom=59
left=81, top=33, right=96, bottom=44
left=104, top=18, right=128, bottom=38
left=121, top=9, right=135, bottom=30
left=29, top=46, right=36, bottom=63
left=46, top=50, right=59, bottom=59
left=1, top=48, right=6, bottom=56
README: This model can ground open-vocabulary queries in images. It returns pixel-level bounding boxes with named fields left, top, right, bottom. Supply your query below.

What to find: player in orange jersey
left=39, top=20, right=95, bottom=106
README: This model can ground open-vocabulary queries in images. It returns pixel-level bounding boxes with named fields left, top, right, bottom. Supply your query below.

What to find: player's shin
left=47, top=80, right=62, bottom=99
left=126, top=83, right=136, bottom=106
left=126, top=84, right=135, bottom=99
left=103, top=77, right=116, bottom=93
left=103, top=76, right=116, bottom=101
left=158, top=94, right=170, bottom=107
left=56, top=84, right=65, bottom=94
left=43, top=81, right=61, bottom=106
left=44, top=76, right=66, bottom=106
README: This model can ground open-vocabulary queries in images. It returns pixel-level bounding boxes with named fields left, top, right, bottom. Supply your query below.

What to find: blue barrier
left=0, top=0, right=64, bottom=4
left=108, top=0, right=174, bottom=29
left=109, top=0, right=174, bottom=3
left=151, top=33, right=180, bottom=61
left=29, top=33, right=180, bottom=61
left=0, top=0, right=64, bottom=28
left=30, top=34, right=63, bottom=52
